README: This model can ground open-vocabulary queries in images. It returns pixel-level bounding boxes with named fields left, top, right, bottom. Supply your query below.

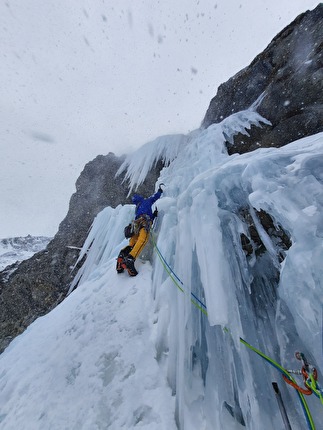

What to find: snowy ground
left=0, top=258, right=176, bottom=430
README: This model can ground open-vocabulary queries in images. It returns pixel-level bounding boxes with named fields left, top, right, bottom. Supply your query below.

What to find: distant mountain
left=0, top=235, right=51, bottom=272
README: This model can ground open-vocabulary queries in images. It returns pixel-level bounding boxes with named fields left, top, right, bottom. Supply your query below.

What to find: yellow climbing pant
left=129, top=227, right=149, bottom=259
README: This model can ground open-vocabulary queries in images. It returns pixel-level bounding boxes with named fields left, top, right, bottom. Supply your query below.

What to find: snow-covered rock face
left=2, top=107, right=322, bottom=429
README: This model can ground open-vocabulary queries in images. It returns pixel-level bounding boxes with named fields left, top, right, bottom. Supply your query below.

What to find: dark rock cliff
left=202, top=4, right=323, bottom=154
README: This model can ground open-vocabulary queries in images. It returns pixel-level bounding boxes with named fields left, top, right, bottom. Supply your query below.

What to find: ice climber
left=116, top=186, right=163, bottom=276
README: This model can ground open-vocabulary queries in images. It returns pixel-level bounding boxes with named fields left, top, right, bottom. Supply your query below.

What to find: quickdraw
left=283, top=367, right=317, bottom=396
left=239, top=338, right=315, bottom=430
left=283, top=352, right=323, bottom=403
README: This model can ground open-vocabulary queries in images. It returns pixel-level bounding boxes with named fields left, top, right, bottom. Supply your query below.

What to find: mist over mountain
left=0, top=5, right=323, bottom=429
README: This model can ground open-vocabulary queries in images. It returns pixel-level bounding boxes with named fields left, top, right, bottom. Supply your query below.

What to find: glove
left=158, top=183, right=165, bottom=194
left=153, top=208, right=158, bottom=219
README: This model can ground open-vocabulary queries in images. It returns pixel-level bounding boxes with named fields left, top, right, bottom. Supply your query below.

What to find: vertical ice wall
left=120, top=106, right=323, bottom=429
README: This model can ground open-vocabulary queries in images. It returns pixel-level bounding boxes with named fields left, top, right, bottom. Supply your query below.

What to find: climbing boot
left=116, top=246, right=132, bottom=273
left=116, top=255, right=124, bottom=273
left=122, top=255, right=138, bottom=277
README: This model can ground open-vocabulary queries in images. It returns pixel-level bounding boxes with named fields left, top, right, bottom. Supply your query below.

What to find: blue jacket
left=132, top=190, right=162, bottom=220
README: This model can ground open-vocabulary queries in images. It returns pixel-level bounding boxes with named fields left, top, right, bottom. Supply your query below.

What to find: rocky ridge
left=202, top=4, right=323, bottom=154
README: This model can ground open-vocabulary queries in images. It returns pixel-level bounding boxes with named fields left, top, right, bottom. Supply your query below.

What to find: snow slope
left=0, top=257, right=176, bottom=429
left=1, top=104, right=323, bottom=429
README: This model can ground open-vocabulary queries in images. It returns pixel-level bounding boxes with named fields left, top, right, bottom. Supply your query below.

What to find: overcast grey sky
left=0, top=0, right=318, bottom=238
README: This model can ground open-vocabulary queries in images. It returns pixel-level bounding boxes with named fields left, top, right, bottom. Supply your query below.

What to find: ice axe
left=158, top=183, right=165, bottom=192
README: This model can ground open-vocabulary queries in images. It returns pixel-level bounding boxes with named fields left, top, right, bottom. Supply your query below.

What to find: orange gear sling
left=283, top=367, right=318, bottom=395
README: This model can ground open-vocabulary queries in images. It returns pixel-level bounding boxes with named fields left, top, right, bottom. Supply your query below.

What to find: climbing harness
left=124, top=215, right=152, bottom=239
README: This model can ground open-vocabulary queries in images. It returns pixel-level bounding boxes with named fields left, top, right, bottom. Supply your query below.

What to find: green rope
left=149, top=228, right=317, bottom=427
left=151, top=233, right=208, bottom=316
left=306, top=374, right=323, bottom=404
left=240, top=337, right=315, bottom=430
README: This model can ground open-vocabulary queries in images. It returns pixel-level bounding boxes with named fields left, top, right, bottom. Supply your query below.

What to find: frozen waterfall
left=1, top=106, right=323, bottom=429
